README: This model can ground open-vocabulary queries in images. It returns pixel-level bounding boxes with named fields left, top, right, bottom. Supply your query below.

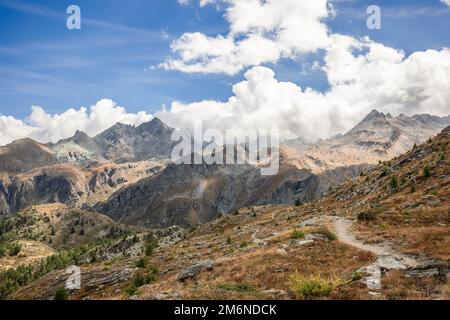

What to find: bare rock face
left=0, top=167, right=86, bottom=217
left=177, top=260, right=214, bottom=281
left=93, top=157, right=367, bottom=229
left=11, top=265, right=137, bottom=300
left=47, top=117, right=174, bottom=165
left=91, top=118, right=175, bottom=162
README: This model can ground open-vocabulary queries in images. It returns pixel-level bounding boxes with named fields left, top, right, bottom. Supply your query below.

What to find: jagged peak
left=137, top=117, right=172, bottom=132
left=73, top=129, right=89, bottom=139
left=361, top=109, right=386, bottom=122
left=110, top=122, right=132, bottom=129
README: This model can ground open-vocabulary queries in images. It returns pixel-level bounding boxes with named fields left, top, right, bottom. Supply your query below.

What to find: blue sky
left=0, top=0, right=449, bottom=119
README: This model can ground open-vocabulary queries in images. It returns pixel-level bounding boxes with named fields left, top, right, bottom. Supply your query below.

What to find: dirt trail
left=331, top=217, right=419, bottom=270
left=329, top=217, right=423, bottom=291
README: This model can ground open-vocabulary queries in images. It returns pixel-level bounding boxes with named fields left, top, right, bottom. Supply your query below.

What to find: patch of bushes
left=423, top=165, right=431, bottom=178
left=410, top=184, right=417, bottom=193
left=0, top=241, right=22, bottom=257
left=54, top=287, right=69, bottom=300
left=390, top=176, right=398, bottom=191
left=217, top=283, right=255, bottom=293
left=290, top=229, right=305, bottom=240
left=240, top=241, right=249, bottom=248
left=351, top=270, right=363, bottom=282
left=124, top=266, right=158, bottom=297
left=315, top=227, right=337, bottom=241
left=136, top=258, right=147, bottom=268
left=8, top=242, right=22, bottom=256
left=294, top=199, right=303, bottom=207
left=357, top=211, right=377, bottom=222
left=0, top=244, right=90, bottom=299
left=288, top=273, right=338, bottom=299
left=144, top=237, right=159, bottom=257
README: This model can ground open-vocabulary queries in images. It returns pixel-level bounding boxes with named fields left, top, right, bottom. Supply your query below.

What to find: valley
left=0, top=111, right=449, bottom=300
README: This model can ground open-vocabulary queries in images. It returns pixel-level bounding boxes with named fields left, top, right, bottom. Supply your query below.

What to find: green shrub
left=144, top=238, right=159, bottom=256
left=290, top=229, right=305, bottom=239
left=316, top=227, right=337, bottom=241
left=294, top=199, right=303, bottom=207
left=0, top=245, right=6, bottom=257
left=289, top=273, right=337, bottom=299
left=124, top=267, right=158, bottom=297
left=240, top=241, right=248, bottom=248
left=390, top=176, right=398, bottom=191
left=217, top=283, right=255, bottom=293
left=8, top=242, right=22, bottom=256
left=136, top=258, right=147, bottom=268
left=410, top=184, right=417, bottom=193
left=54, top=287, right=69, bottom=300
left=423, top=165, right=431, bottom=178
left=357, top=211, right=377, bottom=222
left=351, top=270, right=363, bottom=281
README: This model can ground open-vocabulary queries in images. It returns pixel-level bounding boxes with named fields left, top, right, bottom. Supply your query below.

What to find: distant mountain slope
left=93, top=151, right=367, bottom=228
left=0, top=160, right=166, bottom=217
left=0, top=139, right=57, bottom=173
left=50, top=117, right=175, bottom=164
left=287, top=110, right=450, bottom=173
left=0, top=111, right=448, bottom=223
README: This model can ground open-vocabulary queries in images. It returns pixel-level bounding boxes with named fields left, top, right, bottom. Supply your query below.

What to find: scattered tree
left=390, top=176, right=398, bottom=191
left=423, top=165, right=431, bottom=178
left=54, top=287, right=69, bottom=300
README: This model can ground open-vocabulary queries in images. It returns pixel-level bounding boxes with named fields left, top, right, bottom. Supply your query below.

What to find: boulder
left=177, top=260, right=214, bottom=281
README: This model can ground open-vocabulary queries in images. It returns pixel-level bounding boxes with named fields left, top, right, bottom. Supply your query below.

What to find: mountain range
left=0, top=110, right=449, bottom=228
left=2, top=118, right=448, bottom=300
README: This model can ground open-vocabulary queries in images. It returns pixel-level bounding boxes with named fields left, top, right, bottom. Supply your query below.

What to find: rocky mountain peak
left=361, top=109, right=387, bottom=122
left=137, top=117, right=172, bottom=135
left=72, top=130, right=91, bottom=143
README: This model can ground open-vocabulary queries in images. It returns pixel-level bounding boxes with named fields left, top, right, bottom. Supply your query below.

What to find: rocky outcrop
left=177, top=260, right=214, bottom=281
left=0, top=169, right=86, bottom=217
left=11, top=265, right=137, bottom=300
left=90, top=117, right=175, bottom=162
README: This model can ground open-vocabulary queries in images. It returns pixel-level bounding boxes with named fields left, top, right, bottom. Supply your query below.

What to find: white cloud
left=1, top=3, right=450, bottom=147
left=2, top=37, right=449, bottom=147
left=441, top=0, right=450, bottom=8
left=0, top=99, right=153, bottom=146
left=162, top=0, right=331, bottom=75
left=157, top=36, right=450, bottom=141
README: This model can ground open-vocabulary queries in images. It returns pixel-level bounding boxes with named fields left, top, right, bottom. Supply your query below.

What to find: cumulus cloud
left=0, top=99, right=152, bottom=146
left=2, top=3, right=450, bottom=146
left=157, top=35, right=450, bottom=141
left=162, top=0, right=331, bottom=75
left=441, top=0, right=450, bottom=8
